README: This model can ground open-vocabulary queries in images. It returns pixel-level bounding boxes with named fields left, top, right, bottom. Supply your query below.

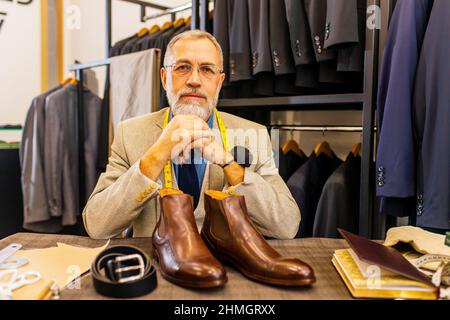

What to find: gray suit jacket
left=83, top=108, right=300, bottom=240
left=284, top=0, right=319, bottom=88
left=248, top=0, right=273, bottom=75
left=44, top=85, right=102, bottom=228
left=269, top=0, right=296, bottom=76
left=20, top=86, right=62, bottom=233
left=228, top=0, right=253, bottom=82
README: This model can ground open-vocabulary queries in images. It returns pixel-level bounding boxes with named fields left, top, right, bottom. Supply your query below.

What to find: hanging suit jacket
left=110, top=34, right=138, bottom=57
left=270, top=0, right=309, bottom=95
left=228, top=0, right=253, bottom=83
left=313, top=153, right=361, bottom=238
left=44, top=85, right=102, bottom=228
left=20, top=85, right=63, bottom=233
left=284, top=0, right=319, bottom=89
left=278, top=149, right=307, bottom=182
left=413, top=0, right=450, bottom=230
left=376, top=0, right=434, bottom=217
left=83, top=108, right=300, bottom=240
left=287, top=152, right=342, bottom=238
left=214, top=0, right=237, bottom=99
left=248, top=0, right=274, bottom=96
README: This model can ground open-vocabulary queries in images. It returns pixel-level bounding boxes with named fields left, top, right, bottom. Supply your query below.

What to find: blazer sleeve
left=82, top=122, right=162, bottom=239
left=223, top=130, right=301, bottom=240
left=323, top=0, right=359, bottom=49
left=376, top=0, right=432, bottom=200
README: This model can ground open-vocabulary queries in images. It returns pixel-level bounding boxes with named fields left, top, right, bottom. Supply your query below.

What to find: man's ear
left=218, top=72, right=225, bottom=90
left=160, top=67, right=168, bottom=90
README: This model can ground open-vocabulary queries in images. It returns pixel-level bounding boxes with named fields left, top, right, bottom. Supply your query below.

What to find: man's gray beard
left=167, top=83, right=220, bottom=120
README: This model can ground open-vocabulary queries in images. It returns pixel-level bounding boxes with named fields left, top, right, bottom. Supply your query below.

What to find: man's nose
left=186, top=67, right=202, bottom=87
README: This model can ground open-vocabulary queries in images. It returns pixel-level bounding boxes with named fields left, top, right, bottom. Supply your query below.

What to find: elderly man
left=82, top=30, right=300, bottom=241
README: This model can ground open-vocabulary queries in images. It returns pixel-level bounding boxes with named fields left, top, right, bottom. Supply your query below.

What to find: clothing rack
left=69, top=0, right=392, bottom=239
left=142, top=2, right=192, bottom=21
left=271, top=125, right=365, bottom=133
left=105, top=0, right=206, bottom=57
left=218, top=0, right=391, bottom=239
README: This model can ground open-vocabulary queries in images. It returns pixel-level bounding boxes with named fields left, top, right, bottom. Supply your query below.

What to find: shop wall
left=0, top=0, right=41, bottom=126
left=62, top=0, right=189, bottom=96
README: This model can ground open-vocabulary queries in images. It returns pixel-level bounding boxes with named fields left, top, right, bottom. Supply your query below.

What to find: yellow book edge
left=332, top=249, right=438, bottom=300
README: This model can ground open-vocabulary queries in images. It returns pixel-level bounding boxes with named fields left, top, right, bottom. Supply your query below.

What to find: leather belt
left=91, top=245, right=157, bottom=298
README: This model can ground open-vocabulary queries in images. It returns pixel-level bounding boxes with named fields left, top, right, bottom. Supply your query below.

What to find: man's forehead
left=171, top=37, right=220, bottom=64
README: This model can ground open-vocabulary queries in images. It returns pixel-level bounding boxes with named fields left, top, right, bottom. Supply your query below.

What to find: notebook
left=332, top=229, right=439, bottom=300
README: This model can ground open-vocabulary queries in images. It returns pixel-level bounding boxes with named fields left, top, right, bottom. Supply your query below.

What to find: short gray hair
left=163, top=30, right=224, bottom=71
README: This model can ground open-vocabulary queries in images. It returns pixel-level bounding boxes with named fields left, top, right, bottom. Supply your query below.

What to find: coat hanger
left=174, top=17, right=185, bottom=28
left=136, top=27, right=149, bottom=37
left=161, top=21, right=173, bottom=30
left=185, top=16, right=192, bottom=27
left=352, top=142, right=361, bottom=157
left=314, top=141, right=334, bottom=158
left=281, top=129, right=304, bottom=157
left=61, top=77, right=78, bottom=86
left=149, top=24, right=160, bottom=33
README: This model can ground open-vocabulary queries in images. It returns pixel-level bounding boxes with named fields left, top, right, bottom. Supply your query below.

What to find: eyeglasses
left=165, top=62, right=223, bottom=79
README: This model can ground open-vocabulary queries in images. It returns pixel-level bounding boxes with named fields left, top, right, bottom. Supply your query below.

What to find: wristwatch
left=220, top=159, right=235, bottom=169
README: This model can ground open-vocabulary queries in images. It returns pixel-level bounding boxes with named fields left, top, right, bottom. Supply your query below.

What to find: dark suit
left=110, top=35, right=137, bottom=57
left=413, top=0, right=450, bottom=230
left=313, top=153, right=361, bottom=238
left=247, top=0, right=274, bottom=96
left=376, top=0, right=434, bottom=217
left=270, top=0, right=310, bottom=95
left=287, top=152, right=342, bottom=238
left=132, top=28, right=164, bottom=52
left=214, top=0, right=238, bottom=99
left=278, top=149, right=307, bottom=182
left=120, top=34, right=142, bottom=55
left=228, top=0, right=252, bottom=82
left=304, top=0, right=336, bottom=63
left=284, top=0, right=319, bottom=88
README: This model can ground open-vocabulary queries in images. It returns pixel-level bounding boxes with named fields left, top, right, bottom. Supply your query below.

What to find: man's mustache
left=176, top=89, right=208, bottom=101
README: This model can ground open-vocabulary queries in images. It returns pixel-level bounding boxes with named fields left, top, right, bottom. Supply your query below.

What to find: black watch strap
left=220, top=159, right=235, bottom=169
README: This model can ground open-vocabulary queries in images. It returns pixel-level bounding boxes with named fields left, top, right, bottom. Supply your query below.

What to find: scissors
left=0, top=269, right=41, bottom=299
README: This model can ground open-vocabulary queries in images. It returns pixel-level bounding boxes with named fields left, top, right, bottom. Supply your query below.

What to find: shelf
left=218, top=93, right=365, bottom=110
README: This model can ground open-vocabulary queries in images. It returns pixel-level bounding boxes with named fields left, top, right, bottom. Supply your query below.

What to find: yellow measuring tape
left=163, top=108, right=230, bottom=189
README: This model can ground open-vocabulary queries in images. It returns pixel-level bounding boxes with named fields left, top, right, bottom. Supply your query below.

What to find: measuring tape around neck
left=162, top=108, right=230, bottom=189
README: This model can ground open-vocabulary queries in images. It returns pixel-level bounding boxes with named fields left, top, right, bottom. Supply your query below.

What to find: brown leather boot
left=152, top=189, right=227, bottom=288
left=201, top=190, right=316, bottom=286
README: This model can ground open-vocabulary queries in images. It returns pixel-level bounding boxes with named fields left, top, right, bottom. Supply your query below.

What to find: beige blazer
left=82, top=108, right=301, bottom=240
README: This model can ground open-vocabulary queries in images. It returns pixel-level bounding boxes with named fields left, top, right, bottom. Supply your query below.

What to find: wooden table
left=0, top=233, right=353, bottom=300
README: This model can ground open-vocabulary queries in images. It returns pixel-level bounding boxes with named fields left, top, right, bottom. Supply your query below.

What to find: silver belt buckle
left=114, top=254, right=145, bottom=284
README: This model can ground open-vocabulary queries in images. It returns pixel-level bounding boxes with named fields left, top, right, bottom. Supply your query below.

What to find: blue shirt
left=171, top=112, right=214, bottom=188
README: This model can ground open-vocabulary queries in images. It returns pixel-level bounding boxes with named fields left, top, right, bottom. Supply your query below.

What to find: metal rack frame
left=218, top=0, right=385, bottom=238
left=70, top=0, right=392, bottom=238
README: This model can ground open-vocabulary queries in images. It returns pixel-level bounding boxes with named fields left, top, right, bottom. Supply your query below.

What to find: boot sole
left=201, top=233, right=316, bottom=287
left=152, top=245, right=228, bottom=289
